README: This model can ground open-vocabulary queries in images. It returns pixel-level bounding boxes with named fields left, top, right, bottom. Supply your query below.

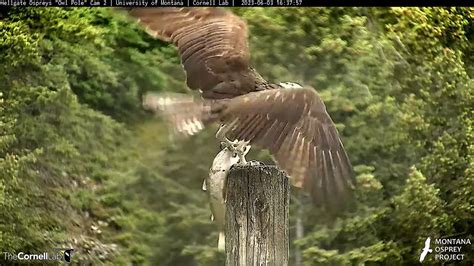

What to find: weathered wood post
left=225, top=165, right=290, bottom=266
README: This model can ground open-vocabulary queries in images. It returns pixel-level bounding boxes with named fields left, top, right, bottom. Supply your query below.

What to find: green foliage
left=5, top=8, right=171, bottom=122
left=0, top=7, right=165, bottom=264
left=1, top=7, right=472, bottom=265
left=237, top=7, right=473, bottom=265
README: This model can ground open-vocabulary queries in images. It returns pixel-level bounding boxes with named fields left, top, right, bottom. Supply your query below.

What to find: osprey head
left=279, top=82, right=303, bottom=89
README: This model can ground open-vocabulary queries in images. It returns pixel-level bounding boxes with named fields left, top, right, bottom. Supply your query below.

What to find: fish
left=203, top=143, right=250, bottom=250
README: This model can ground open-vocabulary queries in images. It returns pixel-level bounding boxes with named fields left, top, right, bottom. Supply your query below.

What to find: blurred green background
left=0, top=7, right=472, bottom=265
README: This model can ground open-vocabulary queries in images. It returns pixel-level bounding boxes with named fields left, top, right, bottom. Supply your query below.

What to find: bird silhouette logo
left=419, top=237, right=432, bottom=262
left=62, top=249, right=74, bottom=263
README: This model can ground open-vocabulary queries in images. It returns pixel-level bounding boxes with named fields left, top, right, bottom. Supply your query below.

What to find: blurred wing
left=128, top=8, right=256, bottom=99
left=142, top=92, right=208, bottom=136
left=222, top=87, right=355, bottom=207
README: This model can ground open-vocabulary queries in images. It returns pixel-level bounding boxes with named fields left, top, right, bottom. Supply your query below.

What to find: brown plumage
left=131, top=8, right=355, bottom=208
left=129, top=8, right=269, bottom=99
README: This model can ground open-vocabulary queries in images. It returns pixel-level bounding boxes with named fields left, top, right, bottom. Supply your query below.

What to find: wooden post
left=225, top=165, right=290, bottom=266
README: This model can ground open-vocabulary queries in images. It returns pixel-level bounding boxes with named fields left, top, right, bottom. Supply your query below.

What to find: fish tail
left=218, top=231, right=225, bottom=251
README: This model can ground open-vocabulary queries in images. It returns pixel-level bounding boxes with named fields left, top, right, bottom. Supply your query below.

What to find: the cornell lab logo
left=62, top=249, right=74, bottom=263
left=3, top=248, right=73, bottom=263
left=419, top=237, right=471, bottom=263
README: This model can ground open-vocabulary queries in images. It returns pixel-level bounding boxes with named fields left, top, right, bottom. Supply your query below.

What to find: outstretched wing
left=220, top=87, right=355, bottom=208
left=419, top=250, right=427, bottom=262
left=425, top=237, right=431, bottom=247
left=128, top=8, right=261, bottom=99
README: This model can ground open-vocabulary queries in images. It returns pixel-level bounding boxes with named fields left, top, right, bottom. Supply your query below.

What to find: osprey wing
left=425, top=237, right=431, bottom=247
left=128, top=8, right=260, bottom=99
left=221, top=87, right=356, bottom=208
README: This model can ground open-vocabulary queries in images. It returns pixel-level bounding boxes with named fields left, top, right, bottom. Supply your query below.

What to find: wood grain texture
left=225, top=165, right=289, bottom=266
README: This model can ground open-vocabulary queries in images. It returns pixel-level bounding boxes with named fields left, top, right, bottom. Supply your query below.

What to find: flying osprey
left=129, top=8, right=355, bottom=208
left=419, top=237, right=432, bottom=263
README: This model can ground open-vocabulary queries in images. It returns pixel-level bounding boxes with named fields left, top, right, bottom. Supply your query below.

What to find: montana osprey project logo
left=419, top=237, right=432, bottom=262
left=418, top=236, right=471, bottom=263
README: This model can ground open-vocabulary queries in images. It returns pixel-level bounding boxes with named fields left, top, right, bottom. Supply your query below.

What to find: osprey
left=130, top=8, right=355, bottom=208
left=419, top=237, right=432, bottom=262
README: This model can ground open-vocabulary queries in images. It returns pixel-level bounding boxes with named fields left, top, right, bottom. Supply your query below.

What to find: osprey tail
left=143, top=92, right=222, bottom=136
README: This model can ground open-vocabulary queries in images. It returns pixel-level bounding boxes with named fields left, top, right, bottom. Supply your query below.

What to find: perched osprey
left=129, top=8, right=355, bottom=208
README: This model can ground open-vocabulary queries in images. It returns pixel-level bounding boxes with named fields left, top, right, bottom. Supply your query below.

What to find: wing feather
left=219, top=87, right=355, bottom=208
left=231, top=115, right=254, bottom=139
left=128, top=8, right=260, bottom=99
left=132, top=8, right=355, bottom=208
